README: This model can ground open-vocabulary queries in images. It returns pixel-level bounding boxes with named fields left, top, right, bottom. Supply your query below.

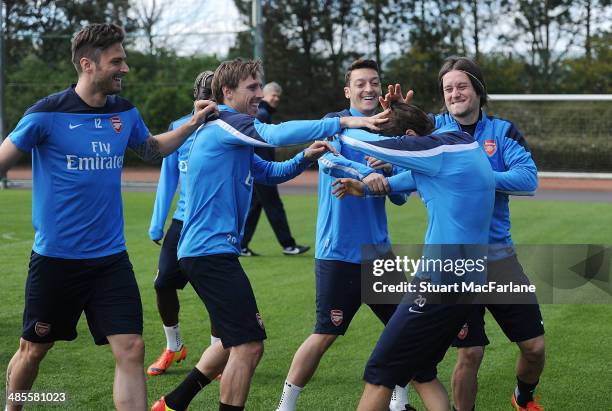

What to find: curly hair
left=193, top=70, right=215, bottom=100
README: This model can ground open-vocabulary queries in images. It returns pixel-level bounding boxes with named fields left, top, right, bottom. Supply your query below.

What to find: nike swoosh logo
left=69, top=123, right=83, bottom=129
left=408, top=307, right=424, bottom=314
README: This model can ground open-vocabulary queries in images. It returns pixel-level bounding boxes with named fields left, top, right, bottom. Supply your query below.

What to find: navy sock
left=515, top=377, right=538, bottom=407
left=219, top=402, right=244, bottom=411
left=165, top=367, right=211, bottom=410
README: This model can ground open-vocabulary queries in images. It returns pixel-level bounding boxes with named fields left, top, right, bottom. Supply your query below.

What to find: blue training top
left=434, top=111, right=537, bottom=259
left=339, top=124, right=495, bottom=245
left=316, top=108, right=408, bottom=264
left=9, top=85, right=150, bottom=259
left=177, top=105, right=341, bottom=258
left=148, top=114, right=193, bottom=241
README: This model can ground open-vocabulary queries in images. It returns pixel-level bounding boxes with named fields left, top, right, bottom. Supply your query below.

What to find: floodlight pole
left=0, top=2, right=6, bottom=189
left=252, top=0, right=264, bottom=67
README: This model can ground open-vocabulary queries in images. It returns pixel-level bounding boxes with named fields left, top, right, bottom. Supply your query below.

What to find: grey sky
left=130, top=0, right=248, bottom=56
left=130, top=0, right=610, bottom=60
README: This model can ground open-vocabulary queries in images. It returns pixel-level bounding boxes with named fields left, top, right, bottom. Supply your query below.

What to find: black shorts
left=22, top=251, right=143, bottom=345
left=364, top=300, right=475, bottom=389
left=154, top=219, right=189, bottom=290
left=179, top=254, right=266, bottom=348
left=452, top=255, right=545, bottom=348
left=314, top=259, right=397, bottom=335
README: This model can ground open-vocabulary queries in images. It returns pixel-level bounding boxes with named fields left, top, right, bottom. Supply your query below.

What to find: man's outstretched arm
left=252, top=141, right=337, bottom=185
left=216, top=114, right=387, bottom=148
left=132, top=100, right=218, bottom=162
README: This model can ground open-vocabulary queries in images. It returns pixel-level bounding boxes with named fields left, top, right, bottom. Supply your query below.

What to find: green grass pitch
left=1, top=190, right=611, bottom=410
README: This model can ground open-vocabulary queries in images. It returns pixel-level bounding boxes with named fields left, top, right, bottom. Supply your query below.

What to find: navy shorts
left=314, top=259, right=397, bottom=335
left=154, top=219, right=189, bottom=290
left=179, top=254, right=266, bottom=348
left=452, top=255, right=545, bottom=347
left=22, top=251, right=143, bottom=345
left=364, top=298, right=475, bottom=389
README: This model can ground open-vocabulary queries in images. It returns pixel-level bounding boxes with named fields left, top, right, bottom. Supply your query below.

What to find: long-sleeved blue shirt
left=177, top=105, right=342, bottom=258
left=339, top=124, right=495, bottom=246
left=315, top=108, right=408, bottom=264
left=148, top=114, right=193, bottom=241
left=434, top=111, right=537, bottom=259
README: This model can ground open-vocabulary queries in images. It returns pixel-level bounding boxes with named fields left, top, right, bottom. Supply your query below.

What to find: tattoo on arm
left=131, top=137, right=162, bottom=163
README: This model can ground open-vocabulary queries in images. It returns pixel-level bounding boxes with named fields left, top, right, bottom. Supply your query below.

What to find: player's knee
left=456, top=346, right=485, bottom=369
left=19, top=339, right=53, bottom=363
left=113, top=335, right=145, bottom=363
left=312, top=333, right=338, bottom=352
left=235, top=340, right=264, bottom=362
left=519, top=336, right=545, bottom=363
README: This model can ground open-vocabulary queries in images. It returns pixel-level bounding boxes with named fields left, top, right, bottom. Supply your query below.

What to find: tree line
left=2, top=0, right=610, bottom=134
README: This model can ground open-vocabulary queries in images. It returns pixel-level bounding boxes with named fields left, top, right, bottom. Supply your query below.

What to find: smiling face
left=88, top=42, right=129, bottom=95
left=224, top=74, right=263, bottom=116
left=441, top=70, right=480, bottom=124
left=344, top=68, right=382, bottom=116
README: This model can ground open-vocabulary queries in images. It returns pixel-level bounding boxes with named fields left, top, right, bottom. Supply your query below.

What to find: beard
left=94, top=74, right=122, bottom=96
left=450, top=102, right=477, bottom=120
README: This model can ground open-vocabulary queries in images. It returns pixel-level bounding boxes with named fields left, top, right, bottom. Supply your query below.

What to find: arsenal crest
left=330, top=309, right=343, bottom=326
left=484, top=139, right=496, bottom=156
left=110, top=116, right=123, bottom=133
left=457, top=323, right=469, bottom=340
left=35, top=322, right=51, bottom=337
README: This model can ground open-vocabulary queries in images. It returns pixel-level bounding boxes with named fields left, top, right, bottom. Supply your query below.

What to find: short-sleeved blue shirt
left=9, top=85, right=150, bottom=258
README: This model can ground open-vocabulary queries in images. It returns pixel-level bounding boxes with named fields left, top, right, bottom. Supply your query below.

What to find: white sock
left=163, top=323, right=183, bottom=352
left=276, top=380, right=303, bottom=411
left=389, top=385, right=409, bottom=410
left=211, top=335, right=221, bottom=345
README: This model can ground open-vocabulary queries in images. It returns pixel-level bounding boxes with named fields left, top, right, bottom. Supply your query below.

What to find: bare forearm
left=153, top=120, right=200, bottom=156
left=133, top=121, right=200, bottom=163
left=138, top=99, right=217, bottom=161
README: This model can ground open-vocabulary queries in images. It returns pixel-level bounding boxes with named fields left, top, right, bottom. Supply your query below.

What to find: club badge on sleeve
left=484, top=139, right=496, bottom=156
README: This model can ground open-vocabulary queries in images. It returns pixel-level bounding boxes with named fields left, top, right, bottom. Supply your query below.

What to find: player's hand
left=190, top=99, right=218, bottom=126
left=363, top=173, right=390, bottom=194
left=304, top=141, right=338, bottom=161
left=339, top=110, right=390, bottom=131
left=332, top=178, right=365, bottom=199
left=379, top=84, right=414, bottom=109
left=365, top=156, right=393, bottom=175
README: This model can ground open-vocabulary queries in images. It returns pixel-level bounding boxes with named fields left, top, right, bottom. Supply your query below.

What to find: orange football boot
left=512, top=392, right=544, bottom=411
left=151, top=396, right=181, bottom=411
left=147, top=345, right=187, bottom=376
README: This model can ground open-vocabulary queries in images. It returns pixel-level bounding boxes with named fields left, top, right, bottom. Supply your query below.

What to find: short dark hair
left=438, top=56, right=487, bottom=108
left=380, top=102, right=435, bottom=137
left=193, top=70, right=215, bottom=100
left=345, top=59, right=380, bottom=86
left=71, top=23, right=125, bottom=73
left=211, top=58, right=263, bottom=103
